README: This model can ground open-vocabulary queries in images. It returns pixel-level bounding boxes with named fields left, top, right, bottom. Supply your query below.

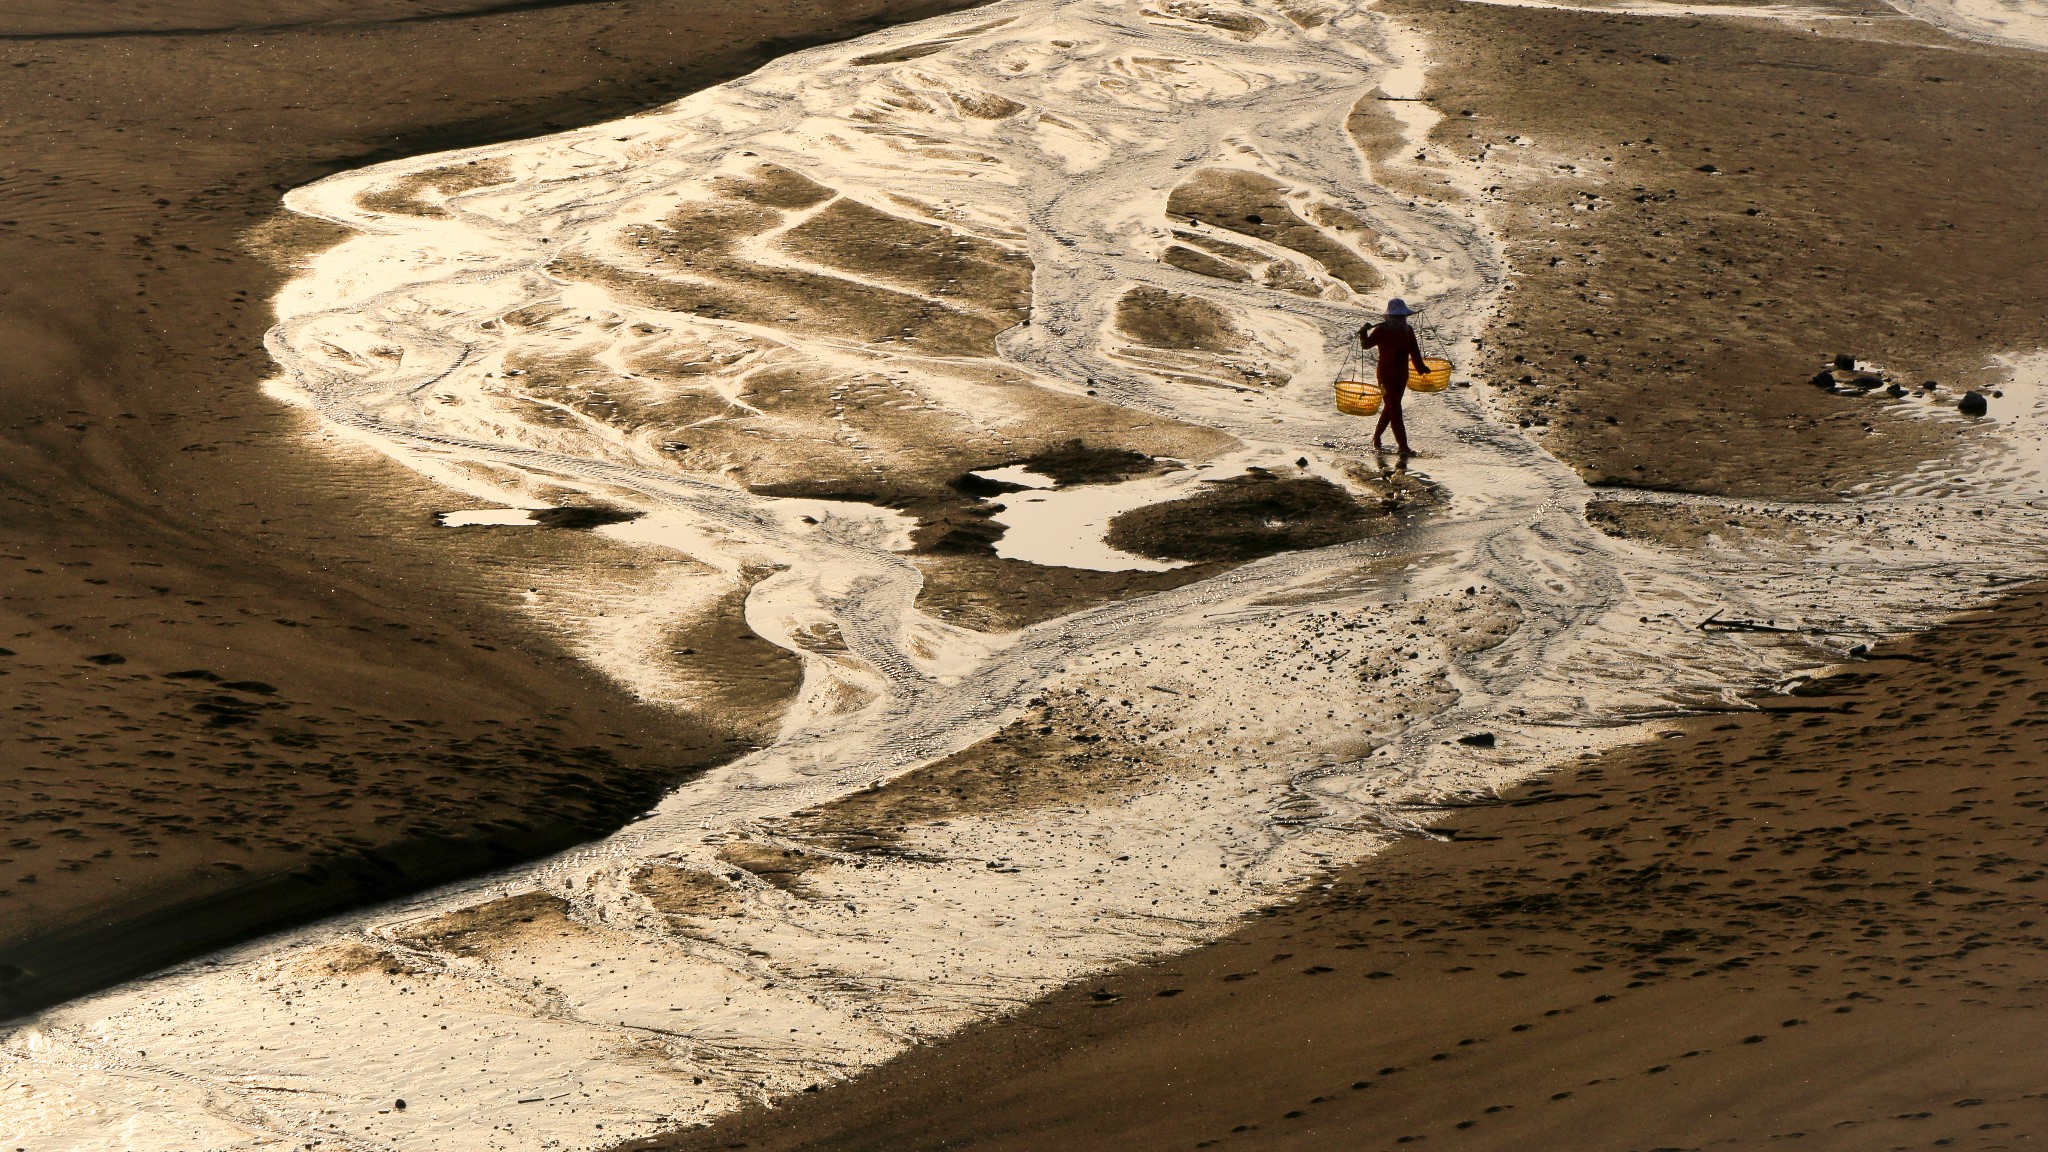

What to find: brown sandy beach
left=0, top=0, right=993, bottom=1017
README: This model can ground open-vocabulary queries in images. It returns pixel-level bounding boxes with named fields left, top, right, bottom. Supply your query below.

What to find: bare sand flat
left=0, top=0, right=992, bottom=1017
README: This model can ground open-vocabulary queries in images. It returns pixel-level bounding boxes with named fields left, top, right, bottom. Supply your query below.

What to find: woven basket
left=1408, top=358, right=1454, bottom=393
left=1333, top=378, right=1384, bottom=416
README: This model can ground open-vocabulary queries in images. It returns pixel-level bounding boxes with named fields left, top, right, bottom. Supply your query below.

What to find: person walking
left=1359, top=298, right=1430, bottom=456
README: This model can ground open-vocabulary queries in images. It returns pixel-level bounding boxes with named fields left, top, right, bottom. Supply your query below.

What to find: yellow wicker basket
left=1333, top=378, right=1384, bottom=416
left=1408, top=358, right=1454, bottom=393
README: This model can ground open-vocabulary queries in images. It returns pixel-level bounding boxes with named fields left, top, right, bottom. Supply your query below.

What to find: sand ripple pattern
left=9, top=2, right=2048, bottom=1150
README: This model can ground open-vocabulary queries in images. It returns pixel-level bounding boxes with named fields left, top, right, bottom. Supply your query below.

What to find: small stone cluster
left=1809, top=353, right=1991, bottom=416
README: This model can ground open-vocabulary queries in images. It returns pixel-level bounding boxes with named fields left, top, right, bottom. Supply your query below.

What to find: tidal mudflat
left=5, top=0, right=2048, bottom=1148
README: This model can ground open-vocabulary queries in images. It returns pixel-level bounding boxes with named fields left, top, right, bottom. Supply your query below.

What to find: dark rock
left=1921, top=379, right=1939, bottom=390
left=1834, top=354, right=1858, bottom=371
left=1809, top=371, right=1837, bottom=390
left=84, top=653, right=126, bottom=666
left=1959, top=391, right=1989, bottom=417
left=221, top=680, right=278, bottom=695
left=1849, top=375, right=1883, bottom=390
left=164, top=668, right=223, bottom=681
left=394, top=1099, right=406, bottom=1111
left=1886, top=382, right=1907, bottom=397
left=1456, top=732, right=1496, bottom=748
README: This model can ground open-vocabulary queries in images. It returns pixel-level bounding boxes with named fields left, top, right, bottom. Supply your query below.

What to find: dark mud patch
left=751, top=477, right=1005, bottom=555
left=632, top=863, right=746, bottom=918
left=242, top=211, right=356, bottom=271
left=913, top=553, right=1221, bottom=633
left=1586, top=498, right=1810, bottom=550
left=1152, top=4, right=1268, bottom=38
left=355, top=157, right=512, bottom=217
left=756, top=445, right=1167, bottom=559
left=849, top=37, right=954, bottom=64
left=588, top=176, right=1028, bottom=357
left=777, top=196, right=1031, bottom=319
left=1108, top=473, right=1394, bottom=564
left=1015, top=439, right=1166, bottom=486
left=433, top=504, right=643, bottom=530
left=1343, top=92, right=1447, bottom=203
left=712, top=162, right=833, bottom=210
left=789, top=700, right=1163, bottom=852
left=391, top=890, right=571, bottom=958
left=751, top=477, right=934, bottom=509
left=920, top=508, right=1008, bottom=556
left=663, top=587, right=806, bottom=744
left=846, top=17, right=1015, bottom=65
left=715, top=842, right=829, bottom=893
left=950, top=471, right=1032, bottom=499
left=1166, top=168, right=1379, bottom=293
left=1114, top=286, right=1241, bottom=353
left=1163, top=243, right=1253, bottom=283
left=949, top=89, right=1025, bottom=119
left=1173, top=228, right=1267, bottom=267
left=531, top=505, right=645, bottom=530
left=933, top=440, right=1167, bottom=501
left=314, top=939, right=437, bottom=978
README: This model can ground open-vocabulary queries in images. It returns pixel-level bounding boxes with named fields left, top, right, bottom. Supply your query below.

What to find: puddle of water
left=985, top=468, right=1193, bottom=572
left=438, top=507, right=541, bottom=526
left=969, top=464, right=1058, bottom=489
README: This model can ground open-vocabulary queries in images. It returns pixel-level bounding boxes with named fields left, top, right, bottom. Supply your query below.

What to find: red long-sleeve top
left=1361, top=322, right=1429, bottom=387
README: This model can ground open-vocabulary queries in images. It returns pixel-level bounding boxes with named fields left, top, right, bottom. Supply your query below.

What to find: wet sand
left=0, top=0, right=992, bottom=1017
left=636, top=584, right=2048, bottom=1152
